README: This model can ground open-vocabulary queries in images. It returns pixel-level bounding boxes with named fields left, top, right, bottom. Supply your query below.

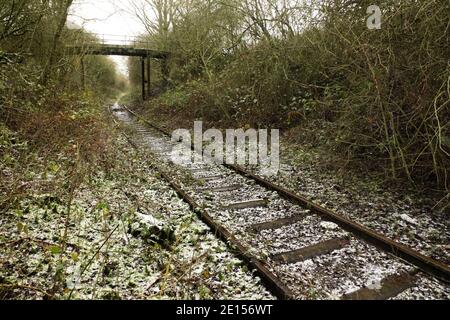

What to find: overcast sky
left=69, top=0, right=149, bottom=76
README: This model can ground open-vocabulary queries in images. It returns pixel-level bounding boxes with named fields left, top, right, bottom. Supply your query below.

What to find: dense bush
left=132, top=0, right=449, bottom=192
left=0, top=0, right=125, bottom=212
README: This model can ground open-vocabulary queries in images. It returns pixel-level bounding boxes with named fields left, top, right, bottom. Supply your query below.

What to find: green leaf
left=15, top=209, right=24, bottom=218
left=96, top=201, right=109, bottom=210
left=71, top=252, right=79, bottom=262
left=49, top=162, right=60, bottom=173
left=49, top=245, right=62, bottom=255
left=17, top=222, right=28, bottom=234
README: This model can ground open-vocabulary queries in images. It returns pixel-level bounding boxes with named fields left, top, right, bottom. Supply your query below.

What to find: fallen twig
left=0, top=283, right=53, bottom=299
left=0, top=237, right=79, bottom=250
left=68, top=224, right=119, bottom=300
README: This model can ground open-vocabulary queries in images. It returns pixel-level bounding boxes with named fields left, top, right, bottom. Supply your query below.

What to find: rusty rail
left=115, top=119, right=294, bottom=300
left=121, top=105, right=450, bottom=284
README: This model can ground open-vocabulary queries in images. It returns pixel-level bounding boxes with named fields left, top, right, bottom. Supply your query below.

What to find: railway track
left=111, top=104, right=450, bottom=300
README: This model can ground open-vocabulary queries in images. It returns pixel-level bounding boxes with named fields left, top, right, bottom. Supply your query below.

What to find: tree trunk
left=41, top=0, right=73, bottom=85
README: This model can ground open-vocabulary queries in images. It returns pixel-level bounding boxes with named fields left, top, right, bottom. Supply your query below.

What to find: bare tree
left=0, top=0, right=47, bottom=45
left=132, top=0, right=178, bottom=49
left=42, top=0, right=73, bottom=84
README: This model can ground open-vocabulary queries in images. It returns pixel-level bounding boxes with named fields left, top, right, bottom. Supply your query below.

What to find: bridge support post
left=147, top=56, right=151, bottom=98
left=161, top=59, right=169, bottom=88
left=141, top=56, right=146, bottom=101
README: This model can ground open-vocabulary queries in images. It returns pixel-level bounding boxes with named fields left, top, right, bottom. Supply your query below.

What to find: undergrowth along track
left=112, top=104, right=450, bottom=300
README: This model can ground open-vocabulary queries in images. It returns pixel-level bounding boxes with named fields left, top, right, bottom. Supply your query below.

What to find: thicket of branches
left=1, top=0, right=127, bottom=139
left=1, top=0, right=127, bottom=93
left=132, top=0, right=449, bottom=192
left=0, top=0, right=125, bottom=211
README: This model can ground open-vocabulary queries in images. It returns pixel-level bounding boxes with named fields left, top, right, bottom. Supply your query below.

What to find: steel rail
left=112, top=111, right=294, bottom=300
left=121, top=105, right=450, bottom=284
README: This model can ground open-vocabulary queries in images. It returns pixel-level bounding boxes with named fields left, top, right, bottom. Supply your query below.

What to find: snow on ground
left=126, top=114, right=449, bottom=300
left=145, top=111, right=449, bottom=265
left=253, top=144, right=450, bottom=265
left=0, top=134, right=273, bottom=300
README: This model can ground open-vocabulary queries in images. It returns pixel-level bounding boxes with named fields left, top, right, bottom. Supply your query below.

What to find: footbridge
left=67, top=34, right=170, bottom=100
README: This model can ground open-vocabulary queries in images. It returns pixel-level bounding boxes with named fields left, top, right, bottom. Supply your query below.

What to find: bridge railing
left=73, top=33, right=157, bottom=49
